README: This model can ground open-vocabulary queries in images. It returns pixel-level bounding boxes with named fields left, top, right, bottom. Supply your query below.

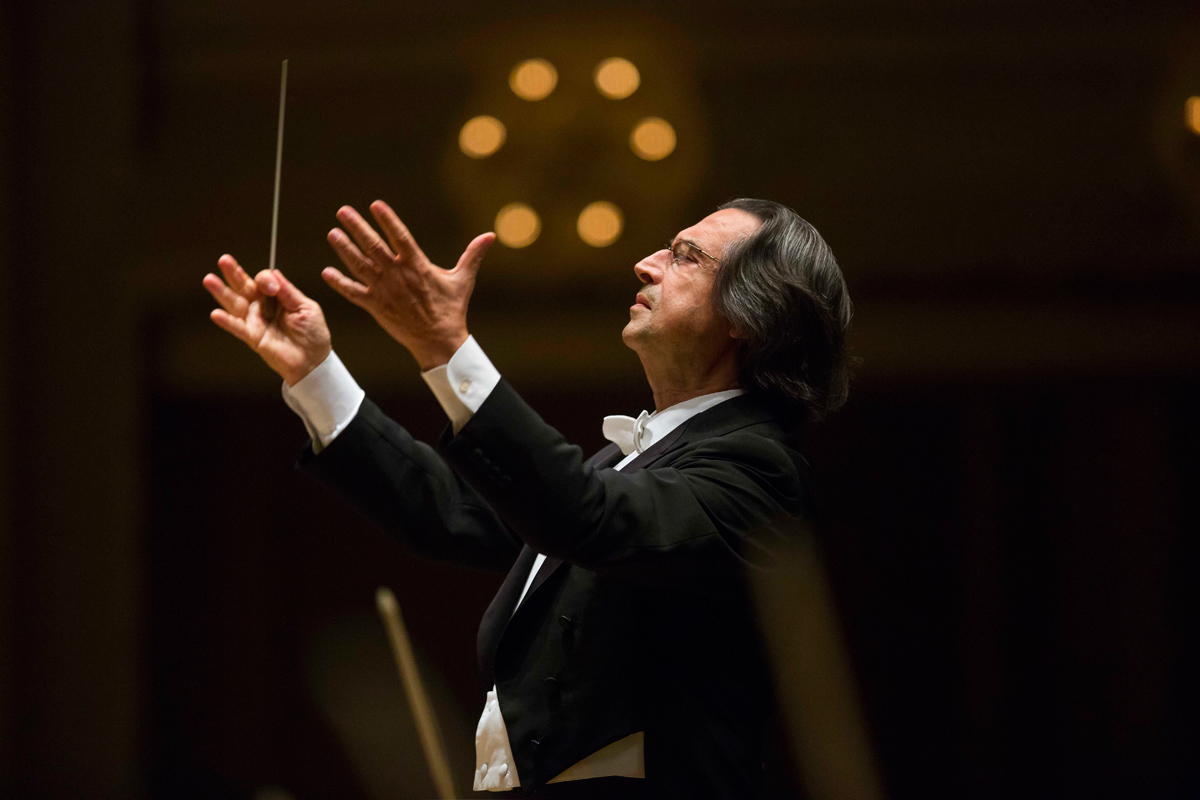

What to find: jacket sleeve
left=440, top=380, right=811, bottom=594
left=297, top=397, right=523, bottom=574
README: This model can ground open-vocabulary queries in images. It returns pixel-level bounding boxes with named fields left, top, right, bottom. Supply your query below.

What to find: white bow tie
left=602, top=410, right=651, bottom=456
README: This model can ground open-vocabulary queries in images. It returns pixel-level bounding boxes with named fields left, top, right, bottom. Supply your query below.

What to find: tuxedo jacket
left=298, top=379, right=814, bottom=799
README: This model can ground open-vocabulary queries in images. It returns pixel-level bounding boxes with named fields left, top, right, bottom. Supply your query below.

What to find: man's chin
left=620, top=320, right=645, bottom=350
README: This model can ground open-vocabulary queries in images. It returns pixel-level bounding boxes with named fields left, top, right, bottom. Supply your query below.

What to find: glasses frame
left=666, top=239, right=721, bottom=267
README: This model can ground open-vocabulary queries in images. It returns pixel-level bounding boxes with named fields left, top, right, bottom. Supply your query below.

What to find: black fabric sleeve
left=297, top=397, right=523, bottom=574
left=440, top=381, right=809, bottom=595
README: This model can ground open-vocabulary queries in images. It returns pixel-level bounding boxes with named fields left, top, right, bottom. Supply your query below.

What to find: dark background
left=2, top=1, right=1198, bottom=798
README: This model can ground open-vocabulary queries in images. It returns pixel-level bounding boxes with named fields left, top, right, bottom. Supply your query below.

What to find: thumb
left=254, top=268, right=308, bottom=312
left=453, top=232, right=496, bottom=278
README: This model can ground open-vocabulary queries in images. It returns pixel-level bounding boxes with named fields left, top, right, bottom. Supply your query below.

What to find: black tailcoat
left=299, top=380, right=814, bottom=799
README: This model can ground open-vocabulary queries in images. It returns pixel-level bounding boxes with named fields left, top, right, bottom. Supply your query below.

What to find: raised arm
left=202, top=255, right=331, bottom=386
left=201, top=247, right=518, bottom=573
left=296, top=397, right=522, bottom=572
left=321, top=200, right=494, bottom=371
left=441, top=380, right=812, bottom=597
left=309, top=200, right=809, bottom=592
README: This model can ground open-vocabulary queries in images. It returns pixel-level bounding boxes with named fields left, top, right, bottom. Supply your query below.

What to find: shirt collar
left=636, top=388, right=744, bottom=452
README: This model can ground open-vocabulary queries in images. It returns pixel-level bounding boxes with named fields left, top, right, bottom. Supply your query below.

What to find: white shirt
left=283, top=337, right=742, bottom=791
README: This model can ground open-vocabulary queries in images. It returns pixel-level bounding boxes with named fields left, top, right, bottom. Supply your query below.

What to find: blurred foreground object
left=752, top=532, right=886, bottom=800
left=376, top=587, right=459, bottom=800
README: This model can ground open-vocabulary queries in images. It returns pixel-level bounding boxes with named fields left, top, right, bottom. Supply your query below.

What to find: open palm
left=322, top=201, right=494, bottom=371
left=203, top=254, right=332, bottom=386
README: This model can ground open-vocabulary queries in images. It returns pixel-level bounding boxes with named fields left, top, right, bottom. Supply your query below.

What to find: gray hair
left=713, top=198, right=853, bottom=421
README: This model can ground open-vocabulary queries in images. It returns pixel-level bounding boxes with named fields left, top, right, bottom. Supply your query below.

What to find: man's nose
left=633, top=252, right=665, bottom=284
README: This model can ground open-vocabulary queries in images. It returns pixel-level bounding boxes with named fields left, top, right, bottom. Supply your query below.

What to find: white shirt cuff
left=421, top=335, right=501, bottom=433
left=281, top=351, right=366, bottom=453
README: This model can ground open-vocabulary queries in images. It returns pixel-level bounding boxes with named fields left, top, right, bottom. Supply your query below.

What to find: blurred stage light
left=577, top=201, right=624, bottom=247
left=1187, top=96, right=1200, bottom=135
left=630, top=117, right=676, bottom=161
left=594, top=58, right=640, bottom=100
left=495, top=203, right=541, bottom=248
left=509, top=59, right=558, bottom=101
left=459, top=115, right=506, bottom=158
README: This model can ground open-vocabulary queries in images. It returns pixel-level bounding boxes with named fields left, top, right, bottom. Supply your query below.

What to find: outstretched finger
left=203, top=273, right=250, bottom=317
left=210, top=308, right=253, bottom=345
left=370, top=200, right=427, bottom=263
left=217, top=254, right=257, bottom=299
left=336, top=205, right=395, bottom=268
left=321, top=266, right=371, bottom=307
left=452, top=231, right=496, bottom=278
left=327, top=228, right=378, bottom=283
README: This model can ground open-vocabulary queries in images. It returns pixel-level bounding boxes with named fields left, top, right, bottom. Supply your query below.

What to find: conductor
left=202, top=197, right=852, bottom=799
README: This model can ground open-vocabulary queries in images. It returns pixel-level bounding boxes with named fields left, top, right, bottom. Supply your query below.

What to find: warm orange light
left=495, top=203, right=541, bottom=248
left=459, top=115, right=506, bottom=158
left=1187, top=96, right=1200, bottom=135
left=509, top=59, right=558, bottom=101
left=577, top=202, right=623, bottom=247
left=630, top=117, right=676, bottom=161
left=594, top=58, right=640, bottom=100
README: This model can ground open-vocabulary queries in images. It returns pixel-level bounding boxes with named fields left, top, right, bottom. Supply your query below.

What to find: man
left=202, top=197, right=851, bottom=799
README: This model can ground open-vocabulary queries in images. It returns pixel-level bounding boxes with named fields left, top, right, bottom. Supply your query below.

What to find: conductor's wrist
left=411, top=330, right=469, bottom=372
left=281, top=344, right=333, bottom=387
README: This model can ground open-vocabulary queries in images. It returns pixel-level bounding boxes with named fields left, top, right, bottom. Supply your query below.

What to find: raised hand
left=323, top=200, right=495, bottom=370
left=202, top=255, right=332, bottom=386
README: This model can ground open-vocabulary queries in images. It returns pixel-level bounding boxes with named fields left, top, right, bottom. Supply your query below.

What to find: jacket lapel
left=477, top=545, right=538, bottom=690
left=518, top=441, right=626, bottom=591
left=477, top=442, right=622, bottom=689
left=588, top=441, right=624, bottom=470
left=478, top=396, right=786, bottom=689
left=515, top=399, right=780, bottom=603
left=619, top=418, right=691, bottom=472
left=518, top=434, right=673, bottom=598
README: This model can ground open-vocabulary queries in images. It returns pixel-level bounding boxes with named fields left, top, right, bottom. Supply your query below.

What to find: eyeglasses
left=665, top=239, right=720, bottom=267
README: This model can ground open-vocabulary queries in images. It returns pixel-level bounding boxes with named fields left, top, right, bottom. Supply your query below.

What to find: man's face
left=622, top=208, right=761, bottom=359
